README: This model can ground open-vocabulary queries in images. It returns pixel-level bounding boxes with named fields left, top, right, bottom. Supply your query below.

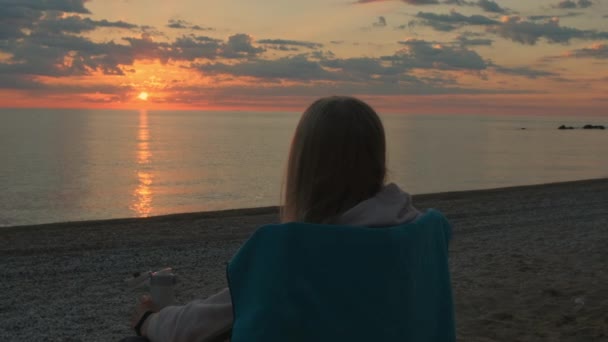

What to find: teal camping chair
left=227, top=209, right=455, bottom=342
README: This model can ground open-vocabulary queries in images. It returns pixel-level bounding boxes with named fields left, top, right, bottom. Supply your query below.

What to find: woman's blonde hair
left=281, top=96, right=387, bottom=223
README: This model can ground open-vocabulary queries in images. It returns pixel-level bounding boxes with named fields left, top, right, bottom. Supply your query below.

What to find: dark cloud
left=222, top=34, right=265, bottom=58
left=493, top=66, right=559, bottom=79
left=0, top=8, right=33, bottom=40
left=120, top=34, right=170, bottom=65
left=191, top=25, right=212, bottom=31
left=0, top=5, right=40, bottom=22
left=440, top=0, right=508, bottom=13
left=412, top=10, right=499, bottom=31
left=373, top=16, right=388, bottom=27
left=356, top=0, right=509, bottom=13
left=409, top=8, right=607, bottom=45
left=577, top=0, right=593, bottom=8
left=564, top=43, right=608, bottom=59
left=36, top=13, right=137, bottom=34
left=456, top=34, right=493, bottom=46
left=400, top=9, right=599, bottom=45
left=167, top=19, right=213, bottom=31
left=443, top=0, right=468, bottom=4
left=84, top=19, right=136, bottom=30
left=257, top=39, right=323, bottom=50
left=557, top=1, right=578, bottom=8
left=191, top=35, right=222, bottom=43
left=402, top=0, right=440, bottom=4
left=0, top=6, right=266, bottom=82
left=0, top=0, right=99, bottom=41
left=169, top=35, right=223, bottom=60
left=476, top=0, right=506, bottom=13
left=528, top=12, right=582, bottom=20
left=389, top=39, right=488, bottom=70
left=309, top=50, right=336, bottom=60
left=321, top=57, right=401, bottom=80
left=196, top=55, right=335, bottom=81
left=194, top=39, right=489, bottom=86
left=167, top=19, right=190, bottom=29
left=555, top=0, right=593, bottom=8
left=0, top=71, right=131, bottom=102
left=121, top=33, right=263, bottom=62
left=0, top=0, right=91, bottom=14
left=489, top=16, right=608, bottom=45
left=0, top=74, right=45, bottom=90
left=0, top=1, right=137, bottom=49
left=1, top=30, right=135, bottom=76
left=355, top=0, right=439, bottom=4
left=191, top=67, right=488, bottom=99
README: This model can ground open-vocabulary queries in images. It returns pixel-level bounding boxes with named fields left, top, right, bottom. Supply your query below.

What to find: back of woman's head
left=282, top=96, right=387, bottom=223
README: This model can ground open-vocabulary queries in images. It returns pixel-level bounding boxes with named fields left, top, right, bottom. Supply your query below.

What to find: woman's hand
left=130, top=295, right=158, bottom=335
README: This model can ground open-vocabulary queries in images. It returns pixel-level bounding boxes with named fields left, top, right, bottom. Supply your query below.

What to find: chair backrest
left=227, top=209, right=455, bottom=342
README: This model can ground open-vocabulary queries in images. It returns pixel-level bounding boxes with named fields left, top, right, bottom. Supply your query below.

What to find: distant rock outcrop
left=583, top=124, right=605, bottom=130
left=558, top=124, right=605, bottom=130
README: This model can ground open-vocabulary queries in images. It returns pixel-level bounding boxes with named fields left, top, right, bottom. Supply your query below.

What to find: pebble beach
left=1, top=179, right=607, bottom=341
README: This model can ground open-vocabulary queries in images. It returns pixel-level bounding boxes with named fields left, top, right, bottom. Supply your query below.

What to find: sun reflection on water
left=131, top=109, right=154, bottom=217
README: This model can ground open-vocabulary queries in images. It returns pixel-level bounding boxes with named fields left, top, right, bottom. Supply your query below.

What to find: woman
left=127, top=96, right=450, bottom=341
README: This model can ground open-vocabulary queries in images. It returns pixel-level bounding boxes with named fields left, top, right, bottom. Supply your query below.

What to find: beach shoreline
left=1, top=179, right=607, bottom=341
left=4, top=177, right=607, bottom=231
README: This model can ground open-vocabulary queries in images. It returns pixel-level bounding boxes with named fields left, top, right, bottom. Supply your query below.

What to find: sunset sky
left=0, top=0, right=607, bottom=114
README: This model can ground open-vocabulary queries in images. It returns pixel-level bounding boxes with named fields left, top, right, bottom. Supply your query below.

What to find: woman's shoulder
left=410, top=209, right=453, bottom=242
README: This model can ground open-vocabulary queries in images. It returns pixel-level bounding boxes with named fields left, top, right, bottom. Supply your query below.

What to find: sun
left=137, top=92, right=149, bottom=101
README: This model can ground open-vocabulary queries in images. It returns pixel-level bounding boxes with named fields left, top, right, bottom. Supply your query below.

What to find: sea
left=1, top=108, right=606, bottom=227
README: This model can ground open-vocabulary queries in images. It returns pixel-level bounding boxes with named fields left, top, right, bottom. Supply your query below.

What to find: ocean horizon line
left=2, top=106, right=608, bottom=118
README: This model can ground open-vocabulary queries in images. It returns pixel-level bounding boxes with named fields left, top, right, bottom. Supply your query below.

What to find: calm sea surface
left=1, top=108, right=606, bottom=227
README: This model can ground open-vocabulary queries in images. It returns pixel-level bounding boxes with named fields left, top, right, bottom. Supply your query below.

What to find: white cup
left=150, top=269, right=177, bottom=309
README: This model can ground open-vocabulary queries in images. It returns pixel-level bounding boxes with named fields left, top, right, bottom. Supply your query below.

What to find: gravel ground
left=1, top=179, right=607, bottom=341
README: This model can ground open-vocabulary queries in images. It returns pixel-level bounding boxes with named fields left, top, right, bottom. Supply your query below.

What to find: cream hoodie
left=145, top=183, right=420, bottom=342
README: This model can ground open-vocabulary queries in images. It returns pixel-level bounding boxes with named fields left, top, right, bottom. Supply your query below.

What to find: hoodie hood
left=337, top=183, right=421, bottom=228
